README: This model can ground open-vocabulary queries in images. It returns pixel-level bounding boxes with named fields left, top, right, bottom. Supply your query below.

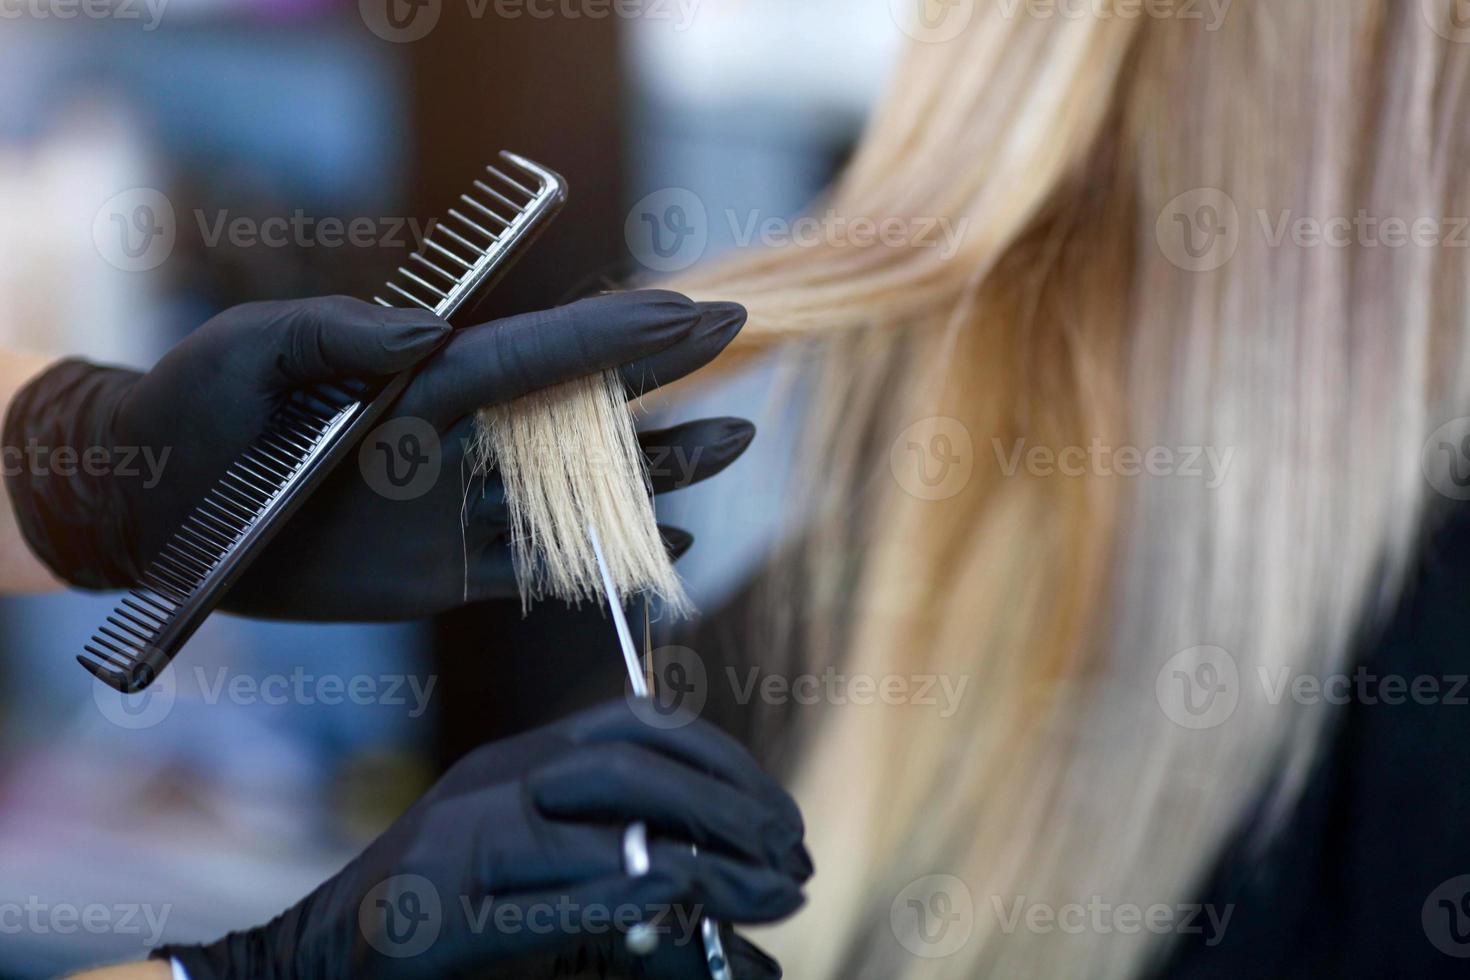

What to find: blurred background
left=0, top=1, right=900, bottom=975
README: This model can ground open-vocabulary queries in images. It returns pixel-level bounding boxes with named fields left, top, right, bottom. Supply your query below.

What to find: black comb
left=80, top=152, right=567, bottom=693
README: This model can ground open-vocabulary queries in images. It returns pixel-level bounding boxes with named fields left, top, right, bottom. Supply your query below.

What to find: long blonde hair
left=480, top=0, right=1470, bottom=974
left=647, top=1, right=1470, bottom=975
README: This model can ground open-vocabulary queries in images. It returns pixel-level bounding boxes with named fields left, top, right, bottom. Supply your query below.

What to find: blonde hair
left=487, top=1, right=1470, bottom=975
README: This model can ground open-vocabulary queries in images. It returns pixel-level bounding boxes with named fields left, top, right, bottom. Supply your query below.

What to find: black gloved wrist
left=3, top=357, right=144, bottom=590
left=153, top=925, right=280, bottom=979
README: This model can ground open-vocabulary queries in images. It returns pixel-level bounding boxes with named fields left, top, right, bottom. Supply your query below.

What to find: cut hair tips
left=473, top=370, right=691, bottom=615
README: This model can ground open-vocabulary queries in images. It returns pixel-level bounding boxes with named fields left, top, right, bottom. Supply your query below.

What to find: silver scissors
left=587, top=524, right=734, bottom=980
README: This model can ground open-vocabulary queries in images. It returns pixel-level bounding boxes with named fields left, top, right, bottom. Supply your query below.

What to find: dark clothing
left=1162, top=502, right=1470, bottom=977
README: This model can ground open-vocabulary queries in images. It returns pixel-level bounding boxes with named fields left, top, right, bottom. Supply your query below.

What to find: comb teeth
left=80, top=152, right=567, bottom=694
left=374, top=151, right=561, bottom=315
left=78, top=389, right=355, bottom=693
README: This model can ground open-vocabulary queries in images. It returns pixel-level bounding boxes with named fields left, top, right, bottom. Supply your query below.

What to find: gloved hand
left=153, top=700, right=809, bottom=979
left=2, top=291, right=750, bottom=618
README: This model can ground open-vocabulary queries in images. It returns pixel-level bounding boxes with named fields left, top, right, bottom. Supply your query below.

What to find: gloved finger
left=725, top=930, right=783, bottom=980
left=528, top=743, right=812, bottom=881
left=661, top=525, right=694, bottom=561
left=251, top=295, right=451, bottom=385
left=566, top=702, right=805, bottom=836
left=488, top=868, right=695, bottom=964
left=397, top=290, right=720, bottom=429
left=639, top=418, right=756, bottom=495
left=620, top=302, right=746, bottom=399
left=463, top=800, right=625, bottom=893
left=570, top=919, right=780, bottom=980
left=649, top=841, right=806, bottom=924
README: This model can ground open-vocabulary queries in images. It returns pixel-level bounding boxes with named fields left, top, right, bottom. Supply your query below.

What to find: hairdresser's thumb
left=257, top=295, right=451, bottom=386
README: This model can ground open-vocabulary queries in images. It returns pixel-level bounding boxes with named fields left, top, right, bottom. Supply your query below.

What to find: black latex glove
left=3, top=291, right=751, bottom=619
left=153, top=700, right=809, bottom=979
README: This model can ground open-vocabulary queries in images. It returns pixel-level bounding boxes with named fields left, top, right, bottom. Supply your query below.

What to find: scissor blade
left=587, top=523, right=648, bottom=698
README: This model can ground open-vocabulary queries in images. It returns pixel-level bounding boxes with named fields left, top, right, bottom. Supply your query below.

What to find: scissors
left=588, top=524, right=734, bottom=980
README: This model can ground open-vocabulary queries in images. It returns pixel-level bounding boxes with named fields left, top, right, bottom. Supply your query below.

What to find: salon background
left=0, top=2, right=895, bottom=975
